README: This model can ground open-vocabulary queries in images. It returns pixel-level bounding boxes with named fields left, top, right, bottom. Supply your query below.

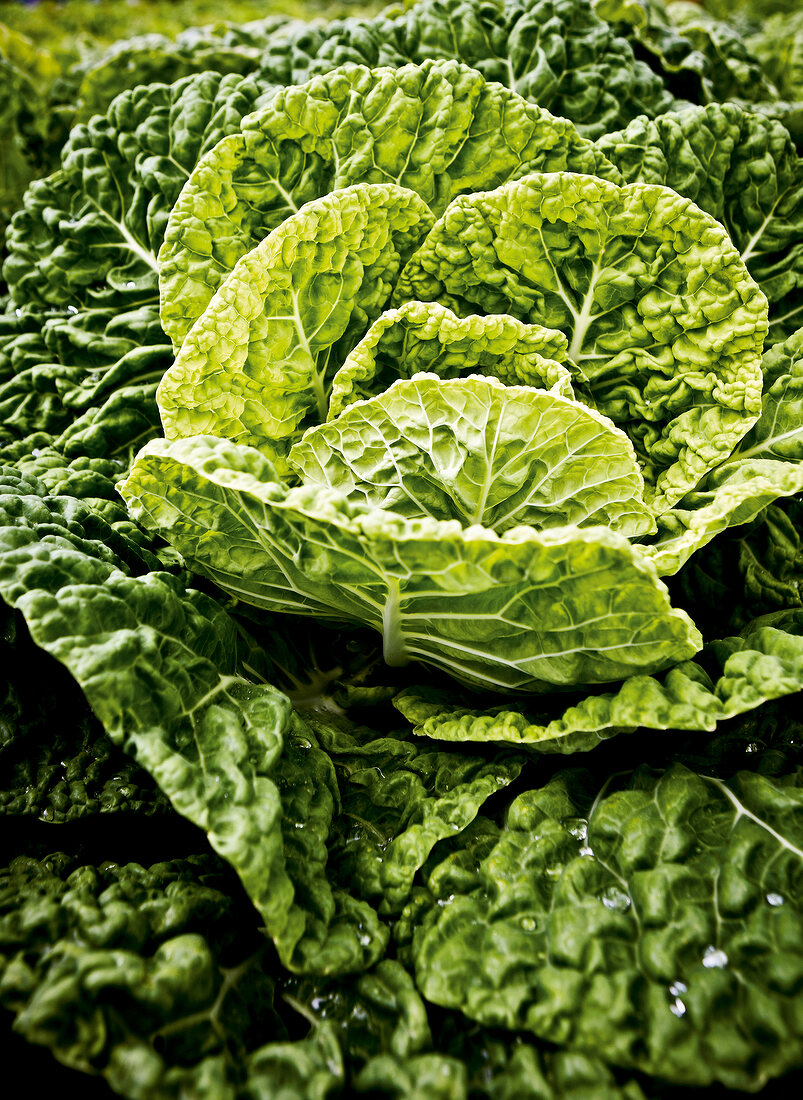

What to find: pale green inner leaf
left=291, top=374, right=656, bottom=538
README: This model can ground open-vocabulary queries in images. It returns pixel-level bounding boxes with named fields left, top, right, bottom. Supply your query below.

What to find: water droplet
left=579, top=845, right=593, bottom=857
left=563, top=817, right=588, bottom=842
left=15, top=308, right=23, bottom=317
left=767, top=892, right=784, bottom=907
left=669, top=981, right=687, bottom=996
left=125, top=281, right=136, bottom=289
left=702, top=945, right=728, bottom=969
left=670, top=998, right=686, bottom=1017
left=600, top=886, right=631, bottom=912
left=520, top=916, right=537, bottom=932
left=31, top=448, right=40, bottom=458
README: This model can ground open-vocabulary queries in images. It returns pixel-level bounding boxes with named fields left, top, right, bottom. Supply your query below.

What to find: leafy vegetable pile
left=1, top=0, right=803, bottom=1095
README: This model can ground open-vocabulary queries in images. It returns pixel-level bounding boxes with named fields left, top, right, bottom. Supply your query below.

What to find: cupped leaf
left=643, top=324, right=803, bottom=576
left=0, top=467, right=387, bottom=975
left=675, top=497, right=803, bottom=637
left=394, top=610, right=803, bottom=751
left=291, top=374, right=655, bottom=538
left=597, top=103, right=803, bottom=343
left=159, top=58, right=621, bottom=349
left=157, top=184, right=433, bottom=471
left=395, top=170, right=768, bottom=511
left=327, top=301, right=573, bottom=419
left=120, top=433, right=701, bottom=693
left=410, top=761, right=803, bottom=1089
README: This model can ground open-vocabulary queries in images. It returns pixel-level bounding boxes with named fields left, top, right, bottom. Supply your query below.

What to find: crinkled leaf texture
left=0, top=851, right=346, bottom=1099
left=597, top=102, right=803, bottom=344
left=4, top=70, right=277, bottom=312
left=0, top=466, right=386, bottom=975
left=675, top=497, right=803, bottom=637
left=395, top=170, right=768, bottom=511
left=410, top=762, right=803, bottom=1089
left=253, top=0, right=676, bottom=140
left=394, top=609, right=803, bottom=751
left=327, top=301, right=575, bottom=418
left=291, top=374, right=656, bottom=538
left=158, top=58, right=621, bottom=348
left=120, top=432, right=700, bottom=693
left=157, top=183, right=433, bottom=472
left=644, top=323, right=803, bottom=576
left=310, top=717, right=524, bottom=915
left=0, top=71, right=277, bottom=460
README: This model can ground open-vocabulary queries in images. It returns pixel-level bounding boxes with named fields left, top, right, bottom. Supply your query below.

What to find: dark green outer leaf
left=0, top=71, right=279, bottom=464
left=0, top=467, right=386, bottom=975
left=0, top=849, right=346, bottom=1099
left=311, top=716, right=523, bottom=914
left=4, top=70, right=278, bottom=310
left=411, top=762, right=803, bottom=1089
left=255, top=0, right=676, bottom=139
left=673, top=497, right=803, bottom=635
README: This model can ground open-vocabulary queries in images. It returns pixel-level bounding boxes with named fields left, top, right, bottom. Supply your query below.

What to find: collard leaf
left=158, top=184, right=433, bottom=470
left=411, top=762, right=803, bottom=1089
left=121, top=433, right=701, bottom=692
left=395, top=171, right=768, bottom=511
left=159, top=58, right=621, bottom=349
left=597, top=103, right=803, bottom=343
left=0, top=467, right=386, bottom=974
left=394, top=610, right=803, bottom=751
left=327, top=301, right=573, bottom=420
left=291, top=375, right=655, bottom=538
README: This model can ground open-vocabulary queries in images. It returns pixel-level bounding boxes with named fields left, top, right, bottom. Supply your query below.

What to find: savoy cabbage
left=1, top=0, right=803, bottom=1097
